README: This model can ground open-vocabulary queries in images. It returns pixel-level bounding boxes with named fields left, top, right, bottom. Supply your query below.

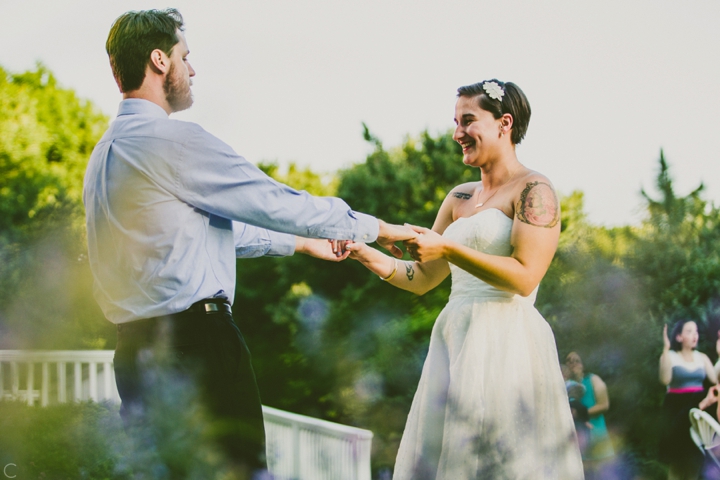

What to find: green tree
left=630, top=150, right=720, bottom=317
left=0, top=64, right=112, bottom=349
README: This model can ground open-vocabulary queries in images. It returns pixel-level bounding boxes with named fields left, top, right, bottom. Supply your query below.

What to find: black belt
left=186, top=298, right=232, bottom=315
left=117, top=298, right=232, bottom=343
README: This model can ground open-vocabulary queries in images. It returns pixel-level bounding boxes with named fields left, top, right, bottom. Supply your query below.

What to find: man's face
left=164, top=31, right=195, bottom=112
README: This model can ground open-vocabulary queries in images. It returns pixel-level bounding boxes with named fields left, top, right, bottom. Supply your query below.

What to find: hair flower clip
left=483, top=81, right=504, bottom=101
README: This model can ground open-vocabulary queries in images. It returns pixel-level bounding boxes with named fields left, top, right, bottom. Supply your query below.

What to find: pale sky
left=1, top=0, right=719, bottom=226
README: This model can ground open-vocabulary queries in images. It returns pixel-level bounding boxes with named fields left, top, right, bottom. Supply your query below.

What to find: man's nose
left=188, top=62, right=196, bottom=77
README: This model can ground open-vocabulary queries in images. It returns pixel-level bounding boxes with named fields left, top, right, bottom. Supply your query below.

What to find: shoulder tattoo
left=452, top=192, right=473, bottom=200
left=516, top=181, right=560, bottom=228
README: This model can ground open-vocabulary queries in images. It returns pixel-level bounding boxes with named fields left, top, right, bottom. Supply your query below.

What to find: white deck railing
left=0, top=350, right=372, bottom=480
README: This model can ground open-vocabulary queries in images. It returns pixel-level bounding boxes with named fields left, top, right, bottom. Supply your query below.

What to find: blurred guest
left=562, top=363, right=592, bottom=453
left=659, top=320, right=717, bottom=480
left=566, top=351, right=615, bottom=476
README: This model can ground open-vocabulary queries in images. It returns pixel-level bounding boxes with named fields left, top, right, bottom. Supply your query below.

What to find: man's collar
left=117, top=98, right=169, bottom=118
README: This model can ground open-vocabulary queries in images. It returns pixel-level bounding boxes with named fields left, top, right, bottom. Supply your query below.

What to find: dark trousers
left=113, top=300, right=266, bottom=476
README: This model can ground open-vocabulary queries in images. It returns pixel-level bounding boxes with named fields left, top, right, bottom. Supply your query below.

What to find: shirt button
left=363, top=234, right=368, bottom=240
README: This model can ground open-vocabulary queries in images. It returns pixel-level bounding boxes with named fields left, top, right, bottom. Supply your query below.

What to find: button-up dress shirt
left=84, top=99, right=378, bottom=323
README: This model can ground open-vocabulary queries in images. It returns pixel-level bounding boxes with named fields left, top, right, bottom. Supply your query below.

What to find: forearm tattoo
left=516, top=181, right=560, bottom=228
left=452, top=192, right=473, bottom=200
left=405, top=262, right=415, bottom=281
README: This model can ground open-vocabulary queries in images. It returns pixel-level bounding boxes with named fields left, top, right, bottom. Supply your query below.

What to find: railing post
left=58, top=362, right=66, bottom=403
left=41, top=362, right=49, bottom=407
left=11, top=362, right=19, bottom=397
left=26, top=362, right=34, bottom=406
left=103, top=362, right=113, bottom=401
left=0, top=362, right=4, bottom=399
left=74, top=362, right=82, bottom=401
left=292, top=421, right=300, bottom=479
left=89, top=362, right=98, bottom=402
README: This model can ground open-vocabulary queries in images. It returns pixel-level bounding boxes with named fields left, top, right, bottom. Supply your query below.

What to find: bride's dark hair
left=457, top=79, right=531, bottom=145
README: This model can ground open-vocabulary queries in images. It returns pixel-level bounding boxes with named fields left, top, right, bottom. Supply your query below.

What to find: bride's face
left=453, top=96, right=502, bottom=167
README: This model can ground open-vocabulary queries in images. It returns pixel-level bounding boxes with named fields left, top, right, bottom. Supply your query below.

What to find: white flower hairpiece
left=482, top=81, right=504, bottom=102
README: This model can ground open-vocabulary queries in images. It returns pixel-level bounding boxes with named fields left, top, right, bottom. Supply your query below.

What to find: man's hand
left=376, top=220, right=417, bottom=258
left=295, top=237, right=350, bottom=262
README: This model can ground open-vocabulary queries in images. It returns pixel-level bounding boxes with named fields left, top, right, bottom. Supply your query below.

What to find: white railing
left=0, top=350, right=119, bottom=405
left=0, top=350, right=372, bottom=480
left=264, top=406, right=373, bottom=480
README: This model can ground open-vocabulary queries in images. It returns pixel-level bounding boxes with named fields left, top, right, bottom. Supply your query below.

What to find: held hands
left=376, top=220, right=417, bottom=258
left=330, top=220, right=418, bottom=260
left=343, top=240, right=377, bottom=263
left=296, top=237, right=350, bottom=262
left=403, top=224, right=447, bottom=263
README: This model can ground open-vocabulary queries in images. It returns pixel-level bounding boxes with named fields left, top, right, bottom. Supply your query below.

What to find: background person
left=659, top=320, right=717, bottom=480
left=565, top=351, right=614, bottom=477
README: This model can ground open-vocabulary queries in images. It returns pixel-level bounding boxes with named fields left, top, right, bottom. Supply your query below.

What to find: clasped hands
left=326, top=221, right=446, bottom=263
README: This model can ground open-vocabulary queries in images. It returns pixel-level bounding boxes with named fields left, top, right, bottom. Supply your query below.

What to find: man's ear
left=148, top=49, right=169, bottom=74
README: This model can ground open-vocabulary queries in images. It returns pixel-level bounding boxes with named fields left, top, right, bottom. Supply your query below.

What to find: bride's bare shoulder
left=447, top=181, right=480, bottom=201
left=512, top=171, right=560, bottom=228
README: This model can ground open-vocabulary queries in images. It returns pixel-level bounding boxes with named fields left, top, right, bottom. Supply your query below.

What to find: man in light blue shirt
left=84, top=8, right=413, bottom=476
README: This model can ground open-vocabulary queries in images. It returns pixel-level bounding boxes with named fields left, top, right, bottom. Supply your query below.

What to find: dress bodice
left=443, top=208, right=538, bottom=303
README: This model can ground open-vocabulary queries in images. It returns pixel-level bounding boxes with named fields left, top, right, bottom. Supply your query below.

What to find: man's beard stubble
left=163, top=62, right=193, bottom=112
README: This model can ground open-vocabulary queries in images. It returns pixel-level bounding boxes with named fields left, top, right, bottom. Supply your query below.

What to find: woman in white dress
left=346, top=80, right=584, bottom=479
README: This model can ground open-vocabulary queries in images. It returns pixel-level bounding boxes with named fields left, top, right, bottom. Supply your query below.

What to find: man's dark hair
left=106, top=9, right=184, bottom=93
left=457, top=79, right=531, bottom=145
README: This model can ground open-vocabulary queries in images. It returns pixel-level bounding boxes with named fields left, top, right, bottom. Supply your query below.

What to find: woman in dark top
left=659, top=319, right=717, bottom=479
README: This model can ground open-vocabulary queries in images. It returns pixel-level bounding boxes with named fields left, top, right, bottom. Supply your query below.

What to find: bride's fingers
left=345, top=241, right=363, bottom=251
left=404, top=223, right=430, bottom=234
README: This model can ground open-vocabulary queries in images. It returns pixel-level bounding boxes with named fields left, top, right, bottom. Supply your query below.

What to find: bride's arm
left=345, top=189, right=460, bottom=295
left=347, top=243, right=450, bottom=295
left=404, top=175, right=560, bottom=297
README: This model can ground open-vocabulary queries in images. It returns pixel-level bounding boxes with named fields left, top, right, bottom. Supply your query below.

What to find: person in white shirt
left=85, top=8, right=414, bottom=476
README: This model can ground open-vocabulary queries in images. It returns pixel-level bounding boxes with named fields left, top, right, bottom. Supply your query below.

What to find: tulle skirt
left=392, top=295, right=584, bottom=480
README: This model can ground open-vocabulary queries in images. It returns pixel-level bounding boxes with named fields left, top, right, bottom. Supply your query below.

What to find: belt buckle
left=204, top=303, right=220, bottom=313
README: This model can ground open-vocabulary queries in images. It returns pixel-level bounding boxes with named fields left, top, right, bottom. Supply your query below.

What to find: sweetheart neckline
left=453, top=207, right=513, bottom=223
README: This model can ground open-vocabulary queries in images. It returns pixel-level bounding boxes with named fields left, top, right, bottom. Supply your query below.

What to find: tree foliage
left=0, top=64, right=106, bottom=245
left=0, top=64, right=111, bottom=348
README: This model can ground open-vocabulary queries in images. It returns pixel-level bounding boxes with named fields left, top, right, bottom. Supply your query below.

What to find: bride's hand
left=344, top=240, right=374, bottom=261
left=403, top=224, right=447, bottom=263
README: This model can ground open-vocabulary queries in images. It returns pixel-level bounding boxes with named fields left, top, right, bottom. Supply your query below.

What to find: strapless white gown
left=392, top=209, right=584, bottom=480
